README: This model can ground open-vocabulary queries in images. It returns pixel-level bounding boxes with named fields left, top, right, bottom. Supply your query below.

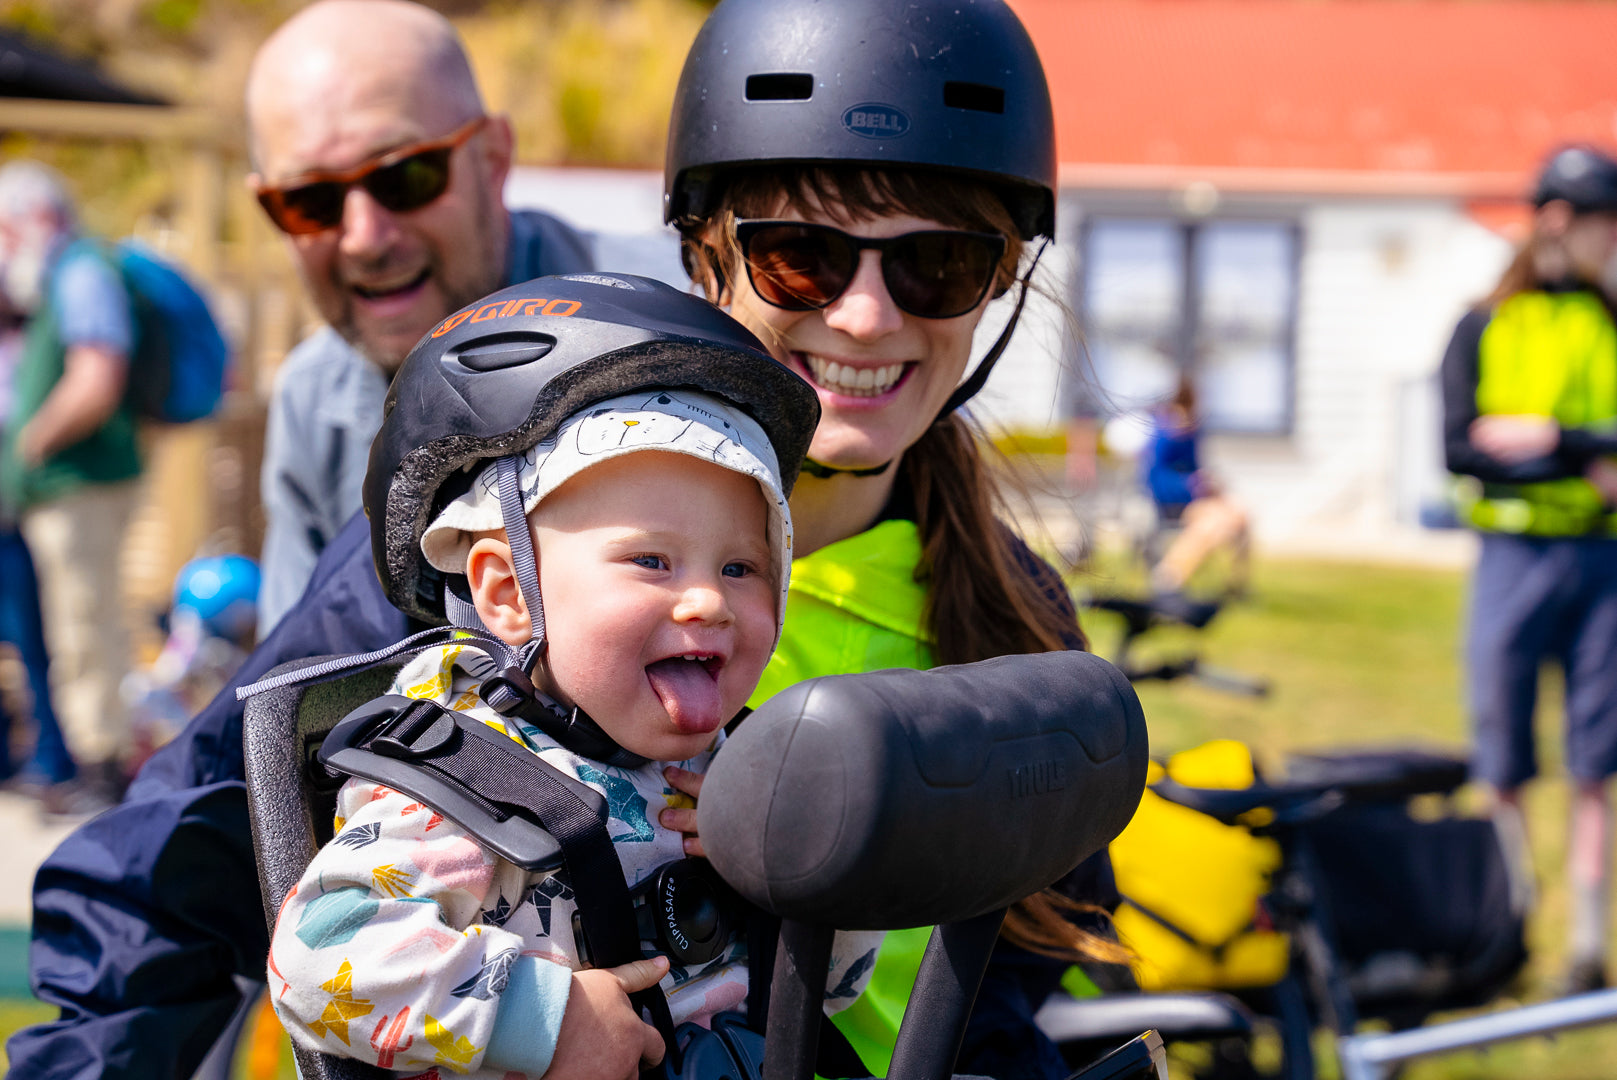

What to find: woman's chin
left=806, top=434, right=906, bottom=473
left=807, top=404, right=924, bottom=469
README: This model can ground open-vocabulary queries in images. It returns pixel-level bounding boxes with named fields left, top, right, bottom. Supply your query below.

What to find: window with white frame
left=1078, top=217, right=1299, bottom=434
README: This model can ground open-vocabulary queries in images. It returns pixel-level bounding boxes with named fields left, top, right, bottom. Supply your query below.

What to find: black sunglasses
left=254, top=117, right=486, bottom=236
left=734, top=219, right=1008, bottom=319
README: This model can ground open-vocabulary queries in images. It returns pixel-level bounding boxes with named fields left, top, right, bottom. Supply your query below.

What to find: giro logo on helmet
left=431, top=297, right=583, bottom=338
left=841, top=103, right=910, bottom=140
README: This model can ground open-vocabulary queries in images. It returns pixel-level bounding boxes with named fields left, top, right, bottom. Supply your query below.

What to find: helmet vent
left=745, top=73, right=814, bottom=101
left=448, top=334, right=556, bottom=373
left=943, top=81, right=1005, bottom=114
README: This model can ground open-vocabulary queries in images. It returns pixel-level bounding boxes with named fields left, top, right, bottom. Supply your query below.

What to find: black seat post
left=887, top=908, right=1008, bottom=1080
left=763, top=919, right=835, bottom=1080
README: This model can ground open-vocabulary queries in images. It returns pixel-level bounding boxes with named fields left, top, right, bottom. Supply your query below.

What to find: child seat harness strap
left=319, top=693, right=682, bottom=1067
left=236, top=620, right=648, bottom=768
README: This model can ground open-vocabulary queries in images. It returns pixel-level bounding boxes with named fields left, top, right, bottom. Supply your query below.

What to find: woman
left=1442, top=145, right=1617, bottom=997
left=657, top=0, right=1128, bottom=1074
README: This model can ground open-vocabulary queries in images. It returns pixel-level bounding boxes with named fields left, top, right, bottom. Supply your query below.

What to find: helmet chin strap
left=796, top=238, right=1051, bottom=480
left=799, top=457, right=893, bottom=479
left=494, top=455, right=547, bottom=671
left=481, top=454, right=646, bottom=768
left=934, top=237, right=1050, bottom=420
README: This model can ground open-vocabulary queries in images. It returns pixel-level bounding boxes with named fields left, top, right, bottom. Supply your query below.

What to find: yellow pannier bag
left=1109, top=740, right=1289, bottom=991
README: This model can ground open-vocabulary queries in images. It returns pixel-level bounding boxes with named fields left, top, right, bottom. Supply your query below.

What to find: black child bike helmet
left=664, top=0, right=1058, bottom=427
left=366, top=272, right=818, bottom=628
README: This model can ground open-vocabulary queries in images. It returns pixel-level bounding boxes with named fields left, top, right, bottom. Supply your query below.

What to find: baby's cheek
left=550, top=642, right=644, bottom=717
left=727, top=626, right=777, bottom=709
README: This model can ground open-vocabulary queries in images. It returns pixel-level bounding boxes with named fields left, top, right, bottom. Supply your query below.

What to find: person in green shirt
left=655, top=1, right=1127, bottom=1074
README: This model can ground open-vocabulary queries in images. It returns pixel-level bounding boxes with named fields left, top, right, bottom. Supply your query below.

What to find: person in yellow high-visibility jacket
left=1441, top=145, right=1617, bottom=995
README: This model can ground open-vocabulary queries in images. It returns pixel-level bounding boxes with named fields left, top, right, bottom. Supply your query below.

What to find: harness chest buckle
left=370, top=698, right=458, bottom=760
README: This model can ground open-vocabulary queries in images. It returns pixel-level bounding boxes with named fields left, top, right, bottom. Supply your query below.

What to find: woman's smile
left=791, top=352, right=916, bottom=402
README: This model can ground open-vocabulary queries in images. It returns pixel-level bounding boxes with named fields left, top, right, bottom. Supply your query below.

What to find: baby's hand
left=660, top=766, right=706, bottom=858
left=548, top=956, right=669, bottom=1080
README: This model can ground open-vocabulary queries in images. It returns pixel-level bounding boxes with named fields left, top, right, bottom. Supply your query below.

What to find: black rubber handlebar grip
left=698, top=650, right=1149, bottom=929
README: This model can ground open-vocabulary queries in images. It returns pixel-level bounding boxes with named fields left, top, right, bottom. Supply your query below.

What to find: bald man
left=5, top=6, right=591, bottom=1076
left=248, top=0, right=591, bottom=632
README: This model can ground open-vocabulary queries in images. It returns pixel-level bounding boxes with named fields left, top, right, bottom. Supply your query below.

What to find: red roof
left=1010, top=0, right=1617, bottom=195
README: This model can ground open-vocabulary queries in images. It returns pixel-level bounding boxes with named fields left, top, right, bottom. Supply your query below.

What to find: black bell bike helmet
left=664, top=0, right=1058, bottom=424
left=1534, top=145, right=1617, bottom=212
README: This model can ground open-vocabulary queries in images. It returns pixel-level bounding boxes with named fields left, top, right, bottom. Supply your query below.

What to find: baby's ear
left=466, top=534, right=533, bottom=647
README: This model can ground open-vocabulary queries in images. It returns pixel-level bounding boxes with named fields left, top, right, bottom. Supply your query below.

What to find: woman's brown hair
left=1483, top=242, right=1540, bottom=308
left=680, top=164, right=1129, bottom=967
left=1483, top=203, right=1581, bottom=308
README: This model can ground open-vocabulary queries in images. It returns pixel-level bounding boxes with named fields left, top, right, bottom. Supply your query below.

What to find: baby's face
left=531, top=451, right=776, bottom=762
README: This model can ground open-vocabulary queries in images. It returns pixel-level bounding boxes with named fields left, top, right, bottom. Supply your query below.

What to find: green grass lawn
left=2, top=556, right=1612, bottom=1078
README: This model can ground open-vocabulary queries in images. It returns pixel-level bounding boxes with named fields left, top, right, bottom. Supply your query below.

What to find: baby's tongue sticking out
left=645, top=657, right=723, bottom=733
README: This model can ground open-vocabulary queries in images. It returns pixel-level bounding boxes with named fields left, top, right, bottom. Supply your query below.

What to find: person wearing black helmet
left=1442, top=144, right=1617, bottom=996
left=660, top=0, right=1125, bottom=1076
left=264, top=274, right=886, bottom=1080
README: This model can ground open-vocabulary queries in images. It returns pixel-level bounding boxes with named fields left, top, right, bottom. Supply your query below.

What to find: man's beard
left=1, top=236, right=52, bottom=313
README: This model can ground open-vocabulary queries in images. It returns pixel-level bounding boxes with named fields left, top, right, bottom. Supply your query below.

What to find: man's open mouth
left=352, top=267, right=430, bottom=300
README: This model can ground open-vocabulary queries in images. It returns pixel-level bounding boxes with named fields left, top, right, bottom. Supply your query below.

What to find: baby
left=268, top=388, right=873, bottom=1079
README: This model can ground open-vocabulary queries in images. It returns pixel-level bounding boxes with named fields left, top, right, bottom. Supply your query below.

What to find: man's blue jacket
left=6, top=513, right=409, bottom=1079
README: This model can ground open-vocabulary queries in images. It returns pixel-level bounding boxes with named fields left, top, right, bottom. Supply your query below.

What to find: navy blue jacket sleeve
left=5, top=512, right=409, bottom=1080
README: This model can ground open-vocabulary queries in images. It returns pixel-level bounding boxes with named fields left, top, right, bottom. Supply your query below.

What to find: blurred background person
left=1144, top=373, right=1251, bottom=603
left=1443, top=145, right=1617, bottom=995
left=246, top=0, right=593, bottom=635
left=120, top=554, right=259, bottom=776
left=0, top=286, right=74, bottom=794
left=0, top=160, right=138, bottom=811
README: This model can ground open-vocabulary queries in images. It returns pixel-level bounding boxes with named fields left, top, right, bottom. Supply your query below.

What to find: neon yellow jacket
left=1461, top=290, right=1617, bottom=536
left=747, top=518, right=936, bottom=1076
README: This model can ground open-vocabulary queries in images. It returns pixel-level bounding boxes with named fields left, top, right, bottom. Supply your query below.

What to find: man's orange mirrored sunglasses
left=254, top=116, right=486, bottom=236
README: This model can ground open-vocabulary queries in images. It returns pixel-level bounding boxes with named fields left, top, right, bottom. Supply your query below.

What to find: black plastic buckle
left=574, top=858, right=740, bottom=969
left=370, top=698, right=458, bottom=760
left=482, top=665, right=540, bottom=717
left=660, top=1012, right=762, bottom=1080
left=633, top=859, right=737, bottom=967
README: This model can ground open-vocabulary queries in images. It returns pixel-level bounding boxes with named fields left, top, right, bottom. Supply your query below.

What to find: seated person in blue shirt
left=1143, top=375, right=1250, bottom=601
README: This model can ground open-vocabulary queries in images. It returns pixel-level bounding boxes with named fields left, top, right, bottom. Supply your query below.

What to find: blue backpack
left=113, top=241, right=229, bottom=423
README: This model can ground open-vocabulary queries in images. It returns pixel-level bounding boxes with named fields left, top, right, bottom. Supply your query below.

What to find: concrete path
left=0, top=790, right=76, bottom=927
left=0, top=791, right=77, bottom=996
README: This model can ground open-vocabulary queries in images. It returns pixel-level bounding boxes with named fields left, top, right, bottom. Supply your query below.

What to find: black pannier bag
left=1289, top=751, right=1528, bottom=1028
